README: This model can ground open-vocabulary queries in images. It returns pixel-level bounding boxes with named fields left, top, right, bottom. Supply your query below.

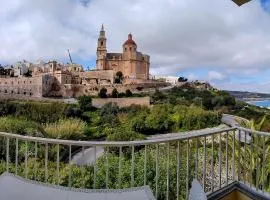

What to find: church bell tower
left=96, top=24, right=107, bottom=70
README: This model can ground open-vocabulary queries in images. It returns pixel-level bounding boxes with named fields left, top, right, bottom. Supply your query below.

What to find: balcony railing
left=0, top=126, right=269, bottom=199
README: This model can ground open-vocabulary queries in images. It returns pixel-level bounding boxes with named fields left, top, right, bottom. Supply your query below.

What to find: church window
left=125, top=48, right=127, bottom=52
left=101, top=41, right=103, bottom=46
left=130, top=47, right=132, bottom=51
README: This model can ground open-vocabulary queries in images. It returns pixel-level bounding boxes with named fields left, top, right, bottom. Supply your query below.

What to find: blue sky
left=1, top=0, right=270, bottom=92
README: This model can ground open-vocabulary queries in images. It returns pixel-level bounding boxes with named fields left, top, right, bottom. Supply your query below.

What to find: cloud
left=208, top=71, right=227, bottom=81
left=215, top=81, right=270, bottom=93
left=187, top=73, right=198, bottom=81
left=0, top=0, right=270, bottom=92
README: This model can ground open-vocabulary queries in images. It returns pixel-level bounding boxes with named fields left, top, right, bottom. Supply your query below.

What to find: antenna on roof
left=67, top=49, right=73, bottom=64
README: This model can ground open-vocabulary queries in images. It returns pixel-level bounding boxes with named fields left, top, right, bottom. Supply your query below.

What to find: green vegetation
left=1, top=85, right=270, bottom=199
left=115, top=71, right=124, bottom=84
left=98, top=87, right=108, bottom=98
left=44, top=119, right=86, bottom=140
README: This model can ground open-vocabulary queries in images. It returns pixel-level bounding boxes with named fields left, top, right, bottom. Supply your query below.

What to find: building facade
left=96, top=25, right=150, bottom=80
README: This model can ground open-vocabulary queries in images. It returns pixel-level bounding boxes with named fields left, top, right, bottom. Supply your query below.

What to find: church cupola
left=123, top=33, right=137, bottom=53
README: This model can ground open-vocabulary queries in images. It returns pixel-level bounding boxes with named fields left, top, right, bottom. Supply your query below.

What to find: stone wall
left=79, top=70, right=114, bottom=84
left=92, top=97, right=150, bottom=108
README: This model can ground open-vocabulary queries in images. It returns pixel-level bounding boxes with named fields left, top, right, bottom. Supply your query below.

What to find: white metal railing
left=0, top=127, right=270, bottom=200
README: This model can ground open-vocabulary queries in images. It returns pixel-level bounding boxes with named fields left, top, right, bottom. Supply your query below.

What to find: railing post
left=262, top=135, right=266, bottom=192
left=244, top=131, right=247, bottom=184
left=186, top=139, right=190, bottom=199
left=144, top=145, right=147, bottom=186
left=195, top=138, right=198, bottom=179
left=203, top=136, right=206, bottom=190
left=233, top=130, right=235, bottom=181
left=106, top=146, right=109, bottom=189
left=211, top=135, right=214, bottom=192
left=131, top=145, right=135, bottom=187
left=176, top=141, right=180, bottom=200
left=81, top=146, right=85, bottom=188
left=25, top=141, right=28, bottom=179
left=45, top=143, right=48, bottom=183
left=155, top=144, right=159, bottom=199
left=15, top=138, right=18, bottom=175
left=57, top=143, right=60, bottom=185
left=219, top=133, right=222, bottom=189
left=250, top=132, right=253, bottom=188
left=118, top=146, right=123, bottom=188
left=238, top=129, right=241, bottom=182
left=226, top=131, right=228, bottom=185
left=166, top=143, right=170, bottom=200
left=34, top=141, right=37, bottom=180
left=93, top=146, right=97, bottom=189
left=6, top=137, right=9, bottom=172
left=256, top=135, right=259, bottom=191
left=68, top=145, right=72, bottom=187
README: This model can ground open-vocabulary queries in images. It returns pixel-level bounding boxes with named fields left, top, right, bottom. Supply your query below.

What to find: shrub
left=78, top=95, right=92, bottom=111
left=98, top=88, right=107, bottom=98
left=0, top=117, right=42, bottom=136
left=106, top=128, right=145, bottom=141
left=14, top=102, right=68, bottom=123
left=44, top=119, right=86, bottom=140
left=125, top=89, right=132, bottom=97
left=111, top=88, right=118, bottom=98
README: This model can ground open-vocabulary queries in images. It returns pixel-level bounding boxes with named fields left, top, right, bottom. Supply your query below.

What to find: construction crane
left=67, top=49, right=73, bottom=64
left=232, top=0, right=252, bottom=6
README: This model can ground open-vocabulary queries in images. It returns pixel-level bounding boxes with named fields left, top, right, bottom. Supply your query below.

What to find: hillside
left=227, top=90, right=270, bottom=100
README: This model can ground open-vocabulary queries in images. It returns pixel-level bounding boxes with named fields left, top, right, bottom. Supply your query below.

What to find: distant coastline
left=246, top=99, right=270, bottom=108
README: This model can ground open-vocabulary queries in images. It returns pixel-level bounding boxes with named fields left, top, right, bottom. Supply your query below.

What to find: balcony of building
left=0, top=125, right=270, bottom=200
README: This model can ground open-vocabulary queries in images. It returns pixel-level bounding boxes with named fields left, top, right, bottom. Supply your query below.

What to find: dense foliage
left=2, top=85, right=270, bottom=199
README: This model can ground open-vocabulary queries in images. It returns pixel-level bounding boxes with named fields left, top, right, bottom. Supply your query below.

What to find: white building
left=13, top=61, right=30, bottom=77
left=151, top=75, right=179, bottom=85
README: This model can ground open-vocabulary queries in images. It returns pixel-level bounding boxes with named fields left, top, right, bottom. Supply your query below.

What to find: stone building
left=96, top=25, right=150, bottom=80
left=0, top=74, right=54, bottom=98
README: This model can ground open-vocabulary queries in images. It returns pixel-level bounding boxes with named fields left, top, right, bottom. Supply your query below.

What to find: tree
left=98, top=87, right=107, bottom=98
left=78, top=95, right=92, bottom=111
left=125, top=89, right=132, bottom=97
left=115, top=71, right=124, bottom=84
left=111, top=88, right=118, bottom=98
left=178, top=76, right=188, bottom=82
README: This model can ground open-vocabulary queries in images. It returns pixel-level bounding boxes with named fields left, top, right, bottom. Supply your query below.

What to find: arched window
left=101, top=41, right=103, bottom=46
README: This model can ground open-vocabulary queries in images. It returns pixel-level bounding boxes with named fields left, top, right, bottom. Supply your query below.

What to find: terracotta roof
left=123, top=33, right=137, bottom=46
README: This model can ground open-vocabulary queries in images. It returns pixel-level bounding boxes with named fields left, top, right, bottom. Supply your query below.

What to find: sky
left=0, top=0, right=270, bottom=93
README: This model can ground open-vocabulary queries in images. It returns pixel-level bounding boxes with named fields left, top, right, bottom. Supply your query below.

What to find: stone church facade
left=96, top=25, right=150, bottom=80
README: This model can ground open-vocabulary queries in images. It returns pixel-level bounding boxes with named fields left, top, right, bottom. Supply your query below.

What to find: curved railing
left=0, top=126, right=269, bottom=200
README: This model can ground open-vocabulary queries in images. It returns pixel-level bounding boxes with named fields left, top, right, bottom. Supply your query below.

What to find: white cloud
left=208, top=71, right=227, bottom=81
left=0, top=0, right=270, bottom=92
left=215, top=82, right=270, bottom=93
left=187, top=73, right=198, bottom=81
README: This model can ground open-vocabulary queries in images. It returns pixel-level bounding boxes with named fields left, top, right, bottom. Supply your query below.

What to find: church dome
left=123, top=33, right=137, bottom=46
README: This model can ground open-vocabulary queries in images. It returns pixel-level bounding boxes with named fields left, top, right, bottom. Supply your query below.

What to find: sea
left=247, top=100, right=270, bottom=108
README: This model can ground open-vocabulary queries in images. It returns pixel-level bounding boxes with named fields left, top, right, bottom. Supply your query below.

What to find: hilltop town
left=0, top=25, right=169, bottom=100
